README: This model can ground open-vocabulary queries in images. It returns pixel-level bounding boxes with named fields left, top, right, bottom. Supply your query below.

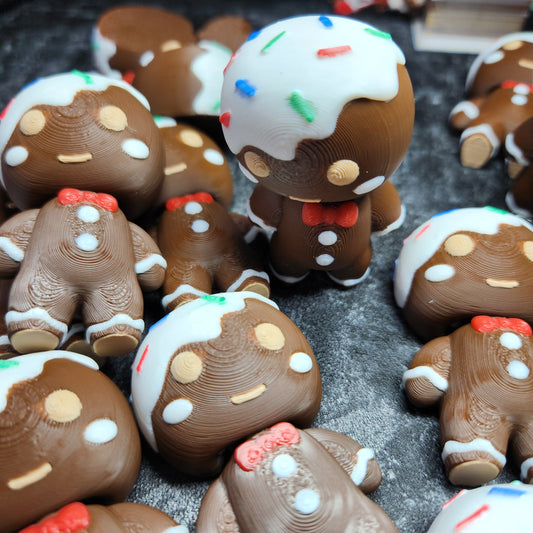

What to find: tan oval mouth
left=57, top=152, right=93, bottom=164
left=485, top=278, right=519, bottom=288
left=289, top=196, right=321, bottom=203
left=164, top=162, right=188, bottom=175
left=8, top=462, right=52, bottom=490
left=231, top=383, right=267, bottom=404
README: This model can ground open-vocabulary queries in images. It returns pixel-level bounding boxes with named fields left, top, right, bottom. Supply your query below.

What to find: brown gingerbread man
left=0, top=188, right=166, bottom=357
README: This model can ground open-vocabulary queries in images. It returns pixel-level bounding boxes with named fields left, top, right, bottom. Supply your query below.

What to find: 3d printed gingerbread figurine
left=20, top=501, right=186, bottom=533
left=0, top=71, right=164, bottom=219
left=0, top=188, right=166, bottom=357
left=220, top=15, right=414, bottom=286
left=0, top=351, right=141, bottom=532
left=449, top=32, right=533, bottom=169
left=404, top=316, right=533, bottom=486
left=131, top=292, right=321, bottom=478
left=196, top=422, right=399, bottom=532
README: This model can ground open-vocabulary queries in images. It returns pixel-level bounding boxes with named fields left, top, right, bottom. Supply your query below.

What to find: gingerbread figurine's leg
left=370, top=181, right=405, bottom=235
left=162, top=263, right=213, bottom=311
left=215, top=252, right=270, bottom=298
left=511, top=422, right=533, bottom=484
left=327, top=245, right=372, bottom=288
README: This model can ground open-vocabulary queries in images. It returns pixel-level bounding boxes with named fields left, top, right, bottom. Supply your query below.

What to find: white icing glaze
left=521, top=458, right=533, bottom=481
left=164, top=526, right=189, bottom=533
left=155, top=116, right=178, bottom=128
left=394, top=207, right=533, bottom=308
left=161, top=284, right=207, bottom=309
left=403, top=366, right=449, bottom=392
left=191, top=40, right=232, bottom=115
left=270, top=263, right=309, bottom=284
left=0, top=351, right=98, bottom=412
left=191, top=219, right=209, bottom=233
left=427, top=482, right=533, bottom=533
left=85, top=313, right=144, bottom=341
left=134, top=254, right=167, bottom=274
left=289, top=352, right=313, bottom=373
left=450, top=100, right=480, bottom=120
left=184, top=201, right=203, bottom=215
left=75, top=233, right=98, bottom=252
left=499, top=332, right=522, bottom=350
left=465, top=32, right=533, bottom=92
left=162, top=398, right=193, bottom=424
left=353, top=175, right=385, bottom=195
left=5, top=308, right=68, bottom=340
left=505, top=132, right=529, bottom=166
left=239, top=162, right=259, bottom=184
left=350, top=447, right=375, bottom=486
left=441, top=438, right=506, bottom=466
left=91, top=26, right=120, bottom=78
left=0, top=236, right=25, bottom=262
left=226, top=269, right=270, bottom=292
left=0, top=72, right=150, bottom=187
left=424, top=264, right=456, bottom=282
left=4, top=146, right=28, bottom=166
left=121, top=138, right=149, bottom=159
left=221, top=15, right=405, bottom=160
left=326, top=266, right=370, bottom=287
left=272, top=453, right=297, bottom=477
left=294, top=488, right=320, bottom=514
left=83, top=418, right=118, bottom=444
left=131, top=292, right=279, bottom=450
left=318, top=230, right=337, bottom=246
left=76, top=205, right=100, bottom=223
left=247, top=198, right=276, bottom=238
left=460, top=123, right=500, bottom=153
left=315, top=254, right=334, bottom=266
left=506, top=360, right=530, bottom=379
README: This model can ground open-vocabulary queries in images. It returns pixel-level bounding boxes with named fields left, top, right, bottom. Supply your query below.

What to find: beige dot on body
left=254, top=323, right=285, bottom=350
left=44, top=389, right=82, bottom=422
left=327, top=159, right=359, bottom=186
left=99, top=105, right=128, bottom=131
left=444, top=234, right=475, bottom=256
left=244, top=151, right=270, bottom=178
left=179, top=129, right=204, bottom=148
left=19, top=109, right=46, bottom=136
left=171, top=351, right=203, bottom=383
left=161, top=39, right=182, bottom=52
left=523, top=241, right=533, bottom=261
left=502, top=40, right=523, bottom=51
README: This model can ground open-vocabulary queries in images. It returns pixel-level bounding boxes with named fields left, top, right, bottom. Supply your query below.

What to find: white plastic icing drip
left=162, top=398, right=193, bottom=424
left=403, top=366, right=449, bottom=392
left=0, top=236, right=25, bottom=262
left=83, top=418, right=118, bottom=444
left=227, top=269, right=269, bottom=292
left=441, top=438, right=507, bottom=466
left=350, top=447, right=375, bottom=486
left=135, top=254, right=167, bottom=274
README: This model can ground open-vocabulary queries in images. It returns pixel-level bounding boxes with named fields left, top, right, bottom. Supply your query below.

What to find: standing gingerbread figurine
left=220, top=15, right=414, bottom=286
left=0, top=188, right=166, bottom=356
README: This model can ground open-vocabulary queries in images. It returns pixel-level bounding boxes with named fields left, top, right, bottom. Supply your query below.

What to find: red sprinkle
left=136, top=344, right=150, bottom=373
left=442, top=489, right=467, bottom=509
left=414, top=223, right=431, bottom=239
left=20, top=502, right=90, bottom=533
left=317, top=45, right=352, bottom=58
left=122, top=70, right=135, bottom=85
left=333, top=1, right=353, bottom=15
left=219, top=111, right=231, bottom=128
left=454, top=504, right=489, bottom=531
left=0, top=98, right=14, bottom=120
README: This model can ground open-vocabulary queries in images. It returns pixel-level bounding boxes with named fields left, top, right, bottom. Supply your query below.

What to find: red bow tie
left=57, top=188, right=118, bottom=212
left=301, top=201, right=358, bottom=228
left=166, top=192, right=214, bottom=211
left=20, top=502, right=90, bottom=533
left=471, top=315, right=532, bottom=336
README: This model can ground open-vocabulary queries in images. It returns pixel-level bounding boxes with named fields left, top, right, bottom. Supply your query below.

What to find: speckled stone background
left=0, top=1, right=523, bottom=532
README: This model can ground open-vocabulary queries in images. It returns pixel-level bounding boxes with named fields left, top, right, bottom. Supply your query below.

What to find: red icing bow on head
left=166, top=192, right=214, bottom=211
left=501, top=80, right=533, bottom=93
left=57, top=188, right=118, bottom=212
left=471, top=316, right=533, bottom=336
left=235, top=422, right=300, bottom=471
left=19, top=502, right=90, bottom=533
left=302, top=201, right=358, bottom=228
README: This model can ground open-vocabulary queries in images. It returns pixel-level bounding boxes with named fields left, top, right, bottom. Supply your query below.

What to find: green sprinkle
left=0, top=360, right=19, bottom=370
left=91, top=42, right=100, bottom=50
left=484, top=206, right=509, bottom=215
left=364, top=27, right=392, bottom=40
left=71, top=69, right=93, bottom=84
left=288, top=91, right=315, bottom=123
left=261, top=31, right=286, bottom=53
left=212, top=99, right=221, bottom=113
left=201, top=294, right=227, bottom=305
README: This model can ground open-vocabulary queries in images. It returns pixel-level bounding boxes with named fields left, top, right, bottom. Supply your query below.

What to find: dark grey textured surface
left=0, top=1, right=516, bottom=532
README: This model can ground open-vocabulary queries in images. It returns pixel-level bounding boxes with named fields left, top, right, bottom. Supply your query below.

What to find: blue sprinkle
left=235, top=79, right=256, bottom=98
left=319, top=15, right=333, bottom=28
left=22, top=77, right=41, bottom=91
left=488, top=486, right=526, bottom=498
left=247, top=30, right=261, bottom=41
left=149, top=313, right=170, bottom=332
left=433, top=208, right=457, bottom=218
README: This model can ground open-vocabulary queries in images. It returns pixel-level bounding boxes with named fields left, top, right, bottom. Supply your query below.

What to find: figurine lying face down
left=196, top=422, right=399, bottom=532
left=0, top=188, right=166, bottom=356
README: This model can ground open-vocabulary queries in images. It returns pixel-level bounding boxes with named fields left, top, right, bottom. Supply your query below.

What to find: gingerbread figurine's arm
left=403, top=336, right=452, bottom=408
left=247, top=184, right=283, bottom=238
left=305, top=428, right=382, bottom=494
left=369, top=181, right=404, bottom=234
left=196, top=478, right=239, bottom=533
left=128, top=222, right=167, bottom=291
left=0, top=209, right=38, bottom=278
left=449, top=96, right=485, bottom=131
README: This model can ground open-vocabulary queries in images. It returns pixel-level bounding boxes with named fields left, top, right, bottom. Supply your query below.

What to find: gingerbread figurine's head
left=220, top=15, right=414, bottom=203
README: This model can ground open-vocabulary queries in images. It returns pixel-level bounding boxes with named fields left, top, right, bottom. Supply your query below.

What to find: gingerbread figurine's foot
left=10, top=329, right=60, bottom=354
left=460, top=132, right=495, bottom=168
left=92, top=332, right=139, bottom=358
left=448, top=459, right=501, bottom=486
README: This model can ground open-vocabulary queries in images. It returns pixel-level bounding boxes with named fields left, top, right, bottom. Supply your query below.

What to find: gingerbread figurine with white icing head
left=0, top=188, right=166, bottom=357
left=220, top=15, right=414, bottom=286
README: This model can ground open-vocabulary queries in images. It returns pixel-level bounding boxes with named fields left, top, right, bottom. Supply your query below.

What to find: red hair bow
left=19, top=502, right=90, bottom=533
left=471, top=316, right=532, bottom=336
left=166, top=192, right=214, bottom=211
left=235, top=422, right=300, bottom=471
left=301, top=201, right=358, bottom=228
left=57, top=188, right=118, bottom=212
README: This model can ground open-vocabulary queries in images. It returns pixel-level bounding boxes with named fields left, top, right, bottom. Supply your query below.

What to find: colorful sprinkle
left=224, top=52, right=238, bottom=75
left=212, top=99, right=221, bottom=114
left=319, top=15, right=334, bottom=27
left=247, top=30, right=261, bottom=41
left=201, top=294, right=227, bottom=305
left=261, top=31, right=286, bottom=53
left=0, top=98, right=14, bottom=120
left=454, top=504, right=489, bottom=531
left=442, top=489, right=467, bottom=509
left=487, top=486, right=527, bottom=498
left=122, top=70, right=135, bottom=85
left=219, top=111, right=231, bottom=128
left=433, top=208, right=458, bottom=218
left=317, top=45, right=352, bottom=58
left=0, top=360, right=19, bottom=370
left=71, top=70, right=93, bottom=84
left=414, top=223, right=431, bottom=239
left=288, top=91, right=315, bottom=122
left=235, top=79, right=256, bottom=98
left=484, top=206, right=509, bottom=215
left=364, top=27, right=392, bottom=40
left=135, top=344, right=150, bottom=373
left=148, top=314, right=170, bottom=332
